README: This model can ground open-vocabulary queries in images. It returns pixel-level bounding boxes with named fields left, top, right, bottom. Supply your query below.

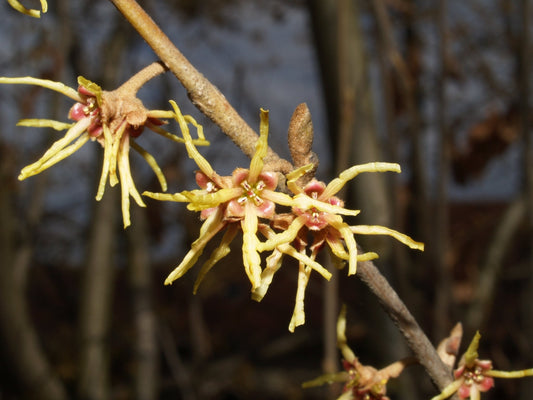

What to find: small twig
left=115, top=61, right=167, bottom=96
left=108, top=0, right=292, bottom=175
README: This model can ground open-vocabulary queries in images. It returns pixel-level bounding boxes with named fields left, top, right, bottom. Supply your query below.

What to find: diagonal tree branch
left=108, top=0, right=292, bottom=175
left=356, top=256, right=456, bottom=394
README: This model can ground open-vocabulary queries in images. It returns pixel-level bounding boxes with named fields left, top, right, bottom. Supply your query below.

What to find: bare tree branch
left=108, top=0, right=293, bottom=175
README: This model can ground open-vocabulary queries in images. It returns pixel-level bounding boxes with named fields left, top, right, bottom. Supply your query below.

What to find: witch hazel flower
left=7, top=0, right=47, bottom=18
left=303, top=305, right=415, bottom=400
left=433, top=327, right=533, bottom=400
left=255, top=162, right=424, bottom=330
left=0, top=62, right=208, bottom=227
left=144, top=103, right=297, bottom=291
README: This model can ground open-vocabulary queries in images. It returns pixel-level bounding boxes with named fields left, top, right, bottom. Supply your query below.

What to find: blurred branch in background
left=128, top=205, right=158, bottom=400
left=433, top=0, right=452, bottom=342
left=0, top=145, right=68, bottom=400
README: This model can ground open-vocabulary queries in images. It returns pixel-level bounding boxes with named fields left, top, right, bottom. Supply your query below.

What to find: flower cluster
left=303, top=305, right=415, bottom=400
left=2, top=66, right=422, bottom=330
left=144, top=103, right=424, bottom=331
left=433, top=326, right=533, bottom=400
left=0, top=66, right=208, bottom=227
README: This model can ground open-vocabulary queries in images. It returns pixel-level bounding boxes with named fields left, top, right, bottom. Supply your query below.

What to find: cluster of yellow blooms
left=0, top=73, right=422, bottom=331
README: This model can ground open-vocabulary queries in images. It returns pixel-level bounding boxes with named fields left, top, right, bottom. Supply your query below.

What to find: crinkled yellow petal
left=142, top=191, right=189, bottom=202
left=357, top=252, right=379, bottom=261
left=108, top=121, right=127, bottom=187
left=32, top=133, right=90, bottom=174
left=329, top=216, right=358, bottom=275
left=286, top=163, right=315, bottom=194
left=169, top=100, right=215, bottom=178
left=464, top=331, right=481, bottom=368
left=165, top=208, right=226, bottom=285
left=19, top=117, right=91, bottom=180
left=288, top=262, right=312, bottom=332
left=292, top=193, right=360, bottom=217
left=96, top=123, right=114, bottom=201
left=241, top=203, right=262, bottom=289
left=486, top=369, right=533, bottom=378
left=326, top=236, right=349, bottom=260
left=279, top=244, right=331, bottom=280
left=258, top=216, right=306, bottom=252
left=350, top=225, right=424, bottom=251
left=248, top=108, right=269, bottom=184
left=147, top=121, right=210, bottom=147
left=261, top=189, right=295, bottom=207
left=7, top=0, right=47, bottom=17
left=322, top=162, right=401, bottom=200
left=77, top=76, right=103, bottom=105
left=183, top=114, right=208, bottom=141
left=182, top=187, right=243, bottom=211
left=337, top=305, right=357, bottom=363
left=193, top=224, right=239, bottom=294
left=130, top=139, right=167, bottom=192
left=429, top=379, right=463, bottom=400
left=146, top=110, right=175, bottom=119
left=17, top=119, right=73, bottom=131
left=251, top=249, right=284, bottom=302
left=0, top=76, right=81, bottom=101
left=117, top=135, right=145, bottom=228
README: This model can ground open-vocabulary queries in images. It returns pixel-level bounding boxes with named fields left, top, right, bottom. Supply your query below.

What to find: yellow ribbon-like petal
left=350, top=225, right=424, bottom=251
left=248, top=108, right=269, bottom=184
left=0, top=76, right=81, bottom=101
left=288, top=262, right=312, bottom=332
left=322, top=162, right=401, bottom=200
left=193, top=224, right=239, bottom=294
left=19, top=117, right=91, bottom=180
left=17, top=119, right=73, bottom=131
left=6, top=0, right=47, bottom=18
left=165, top=208, right=226, bottom=285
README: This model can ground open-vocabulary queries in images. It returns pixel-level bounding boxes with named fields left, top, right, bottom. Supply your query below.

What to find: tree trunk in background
left=0, top=148, right=68, bottom=400
left=307, top=1, right=410, bottom=399
left=308, top=0, right=394, bottom=254
left=433, top=0, right=452, bottom=341
left=78, top=186, right=118, bottom=400
left=128, top=205, right=158, bottom=400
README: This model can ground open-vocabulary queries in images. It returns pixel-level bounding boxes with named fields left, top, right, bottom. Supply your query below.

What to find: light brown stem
left=356, top=255, right=456, bottom=395
left=109, top=0, right=292, bottom=174
left=117, top=61, right=167, bottom=96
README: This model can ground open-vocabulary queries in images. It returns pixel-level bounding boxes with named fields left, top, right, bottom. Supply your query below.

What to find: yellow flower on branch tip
left=7, top=0, right=47, bottom=17
left=0, top=76, right=208, bottom=228
left=252, top=161, right=423, bottom=331
left=144, top=103, right=290, bottom=290
left=303, top=305, right=415, bottom=400
left=260, top=161, right=424, bottom=275
left=432, top=330, right=533, bottom=400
